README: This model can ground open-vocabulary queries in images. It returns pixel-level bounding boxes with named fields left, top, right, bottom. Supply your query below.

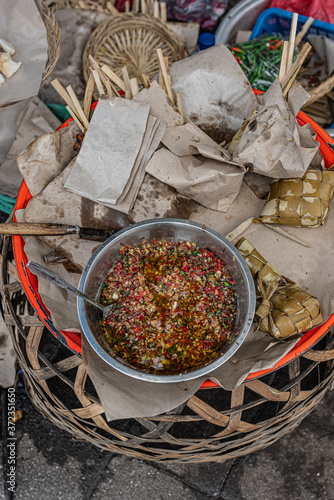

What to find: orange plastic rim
left=13, top=97, right=334, bottom=387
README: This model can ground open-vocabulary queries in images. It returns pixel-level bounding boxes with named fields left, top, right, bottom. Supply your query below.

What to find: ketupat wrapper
left=260, top=284, right=323, bottom=339
left=260, top=170, right=334, bottom=227
left=235, top=237, right=323, bottom=339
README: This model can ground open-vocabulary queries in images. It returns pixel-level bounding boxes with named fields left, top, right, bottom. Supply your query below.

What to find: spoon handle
left=26, top=260, right=104, bottom=312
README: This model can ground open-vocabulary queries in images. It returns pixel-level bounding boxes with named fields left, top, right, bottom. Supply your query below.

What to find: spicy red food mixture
left=99, top=240, right=237, bottom=374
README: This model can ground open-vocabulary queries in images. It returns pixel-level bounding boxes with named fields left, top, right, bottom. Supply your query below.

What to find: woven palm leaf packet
left=260, top=170, right=334, bottom=227
left=235, top=238, right=323, bottom=339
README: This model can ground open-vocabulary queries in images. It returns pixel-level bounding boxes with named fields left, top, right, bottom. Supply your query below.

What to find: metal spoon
left=26, top=260, right=116, bottom=318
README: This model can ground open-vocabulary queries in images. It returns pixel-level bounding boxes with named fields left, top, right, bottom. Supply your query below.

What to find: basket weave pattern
left=41, top=6, right=61, bottom=83
left=82, top=13, right=187, bottom=83
left=2, top=230, right=334, bottom=462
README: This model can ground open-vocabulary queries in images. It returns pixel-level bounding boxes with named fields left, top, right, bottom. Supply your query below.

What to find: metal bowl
left=78, top=219, right=256, bottom=383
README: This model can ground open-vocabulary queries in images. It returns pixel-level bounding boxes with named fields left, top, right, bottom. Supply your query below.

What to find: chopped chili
left=99, top=240, right=237, bottom=374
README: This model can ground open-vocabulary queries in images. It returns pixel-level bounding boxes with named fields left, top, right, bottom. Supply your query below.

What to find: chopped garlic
left=0, top=52, right=22, bottom=78
left=0, top=39, right=16, bottom=55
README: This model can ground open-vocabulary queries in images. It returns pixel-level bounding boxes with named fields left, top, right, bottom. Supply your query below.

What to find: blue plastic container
left=251, top=7, right=334, bottom=41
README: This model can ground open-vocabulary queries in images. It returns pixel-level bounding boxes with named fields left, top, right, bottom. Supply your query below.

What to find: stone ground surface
left=0, top=385, right=334, bottom=500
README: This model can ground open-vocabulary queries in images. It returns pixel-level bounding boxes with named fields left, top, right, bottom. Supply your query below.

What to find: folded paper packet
left=235, top=237, right=323, bottom=339
left=260, top=170, right=334, bottom=227
left=233, top=79, right=321, bottom=178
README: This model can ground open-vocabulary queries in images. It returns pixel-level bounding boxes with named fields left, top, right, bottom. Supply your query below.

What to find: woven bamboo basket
left=2, top=228, right=334, bottom=462
left=42, top=0, right=116, bottom=13
left=41, top=6, right=62, bottom=83
left=82, top=12, right=187, bottom=83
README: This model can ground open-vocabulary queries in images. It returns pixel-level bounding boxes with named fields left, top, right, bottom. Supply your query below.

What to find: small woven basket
left=82, top=12, right=187, bottom=83
left=41, top=6, right=61, bottom=83
left=42, top=0, right=119, bottom=13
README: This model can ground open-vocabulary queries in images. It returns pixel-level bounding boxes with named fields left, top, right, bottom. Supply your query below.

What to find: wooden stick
left=125, top=0, right=130, bottom=12
left=66, top=106, right=85, bottom=133
left=88, top=55, right=115, bottom=96
left=153, top=0, right=159, bottom=18
left=130, top=77, right=140, bottom=96
left=140, top=73, right=151, bottom=88
left=51, top=79, right=77, bottom=117
left=225, top=218, right=258, bottom=242
left=282, top=42, right=312, bottom=97
left=101, top=64, right=126, bottom=92
left=106, top=2, right=119, bottom=14
left=262, top=224, right=311, bottom=247
left=83, top=72, right=95, bottom=119
left=176, top=93, right=183, bottom=118
left=160, top=2, right=167, bottom=22
left=295, top=16, right=314, bottom=46
left=286, top=13, right=298, bottom=74
left=125, top=89, right=132, bottom=99
left=66, top=85, right=90, bottom=130
left=91, top=68, right=105, bottom=96
left=132, top=0, right=139, bottom=12
left=157, top=48, right=174, bottom=103
left=122, top=66, right=131, bottom=93
left=279, top=41, right=289, bottom=84
left=141, top=0, right=146, bottom=13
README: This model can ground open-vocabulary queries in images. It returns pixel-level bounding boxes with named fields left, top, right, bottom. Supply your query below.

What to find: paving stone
left=15, top=433, right=83, bottom=500
left=160, top=461, right=232, bottom=496
left=220, top=418, right=334, bottom=500
left=91, top=455, right=208, bottom=500
left=308, top=387, right=334, bottom=431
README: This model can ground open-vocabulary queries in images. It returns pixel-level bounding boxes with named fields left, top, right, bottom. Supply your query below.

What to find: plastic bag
left=166, top=0, right=228, bottom=30
left=270, top=0, right=334, bottom=25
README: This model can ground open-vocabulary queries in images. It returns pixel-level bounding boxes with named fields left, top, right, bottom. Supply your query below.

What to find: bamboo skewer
left=295, top=16, right=314, bottom=46
left=263, top=224, right=311, bottom=248
left=122, top=66, right=131, bottom=95
left=286, top=13, right=298, bottom=74
left=89, top=55, right=116, bottom=97
left=282, top=42, right=312, bottom=97
left=153, top=0, right=160, bottom=18
left=130, top=77, right=140, bottom=96
left=65, top=106, right=85, bottom=133
left=140, top=73, right=151, bottom=88
left=160, top=2, right=167, bottom=22
left=176, top=93, right=183, bottom=118
left=83, top=72, right=95, bottom=119
left=91, top=68, right=105, bottom=96
left=66, top=85, right=90, bottom=130
left=51, top=79, right=77, bottom=118
left=101, top=64, right=126, bottom=92
left=279, top=41, right=289, bottom=84
left=157, top=48, right=174, bottom=103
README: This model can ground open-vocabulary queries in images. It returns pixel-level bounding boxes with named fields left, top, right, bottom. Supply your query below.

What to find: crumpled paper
left=0, top=0, right=48, bottom=107
left=146, top=120, right=246, bottom=212
left=1, top=97, right=61, bottom=197
left=169, top=44, right=259, bottom=144
left=146, top=147, right=245, bottom=212
left=233, top=79, right=321, bottom=178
